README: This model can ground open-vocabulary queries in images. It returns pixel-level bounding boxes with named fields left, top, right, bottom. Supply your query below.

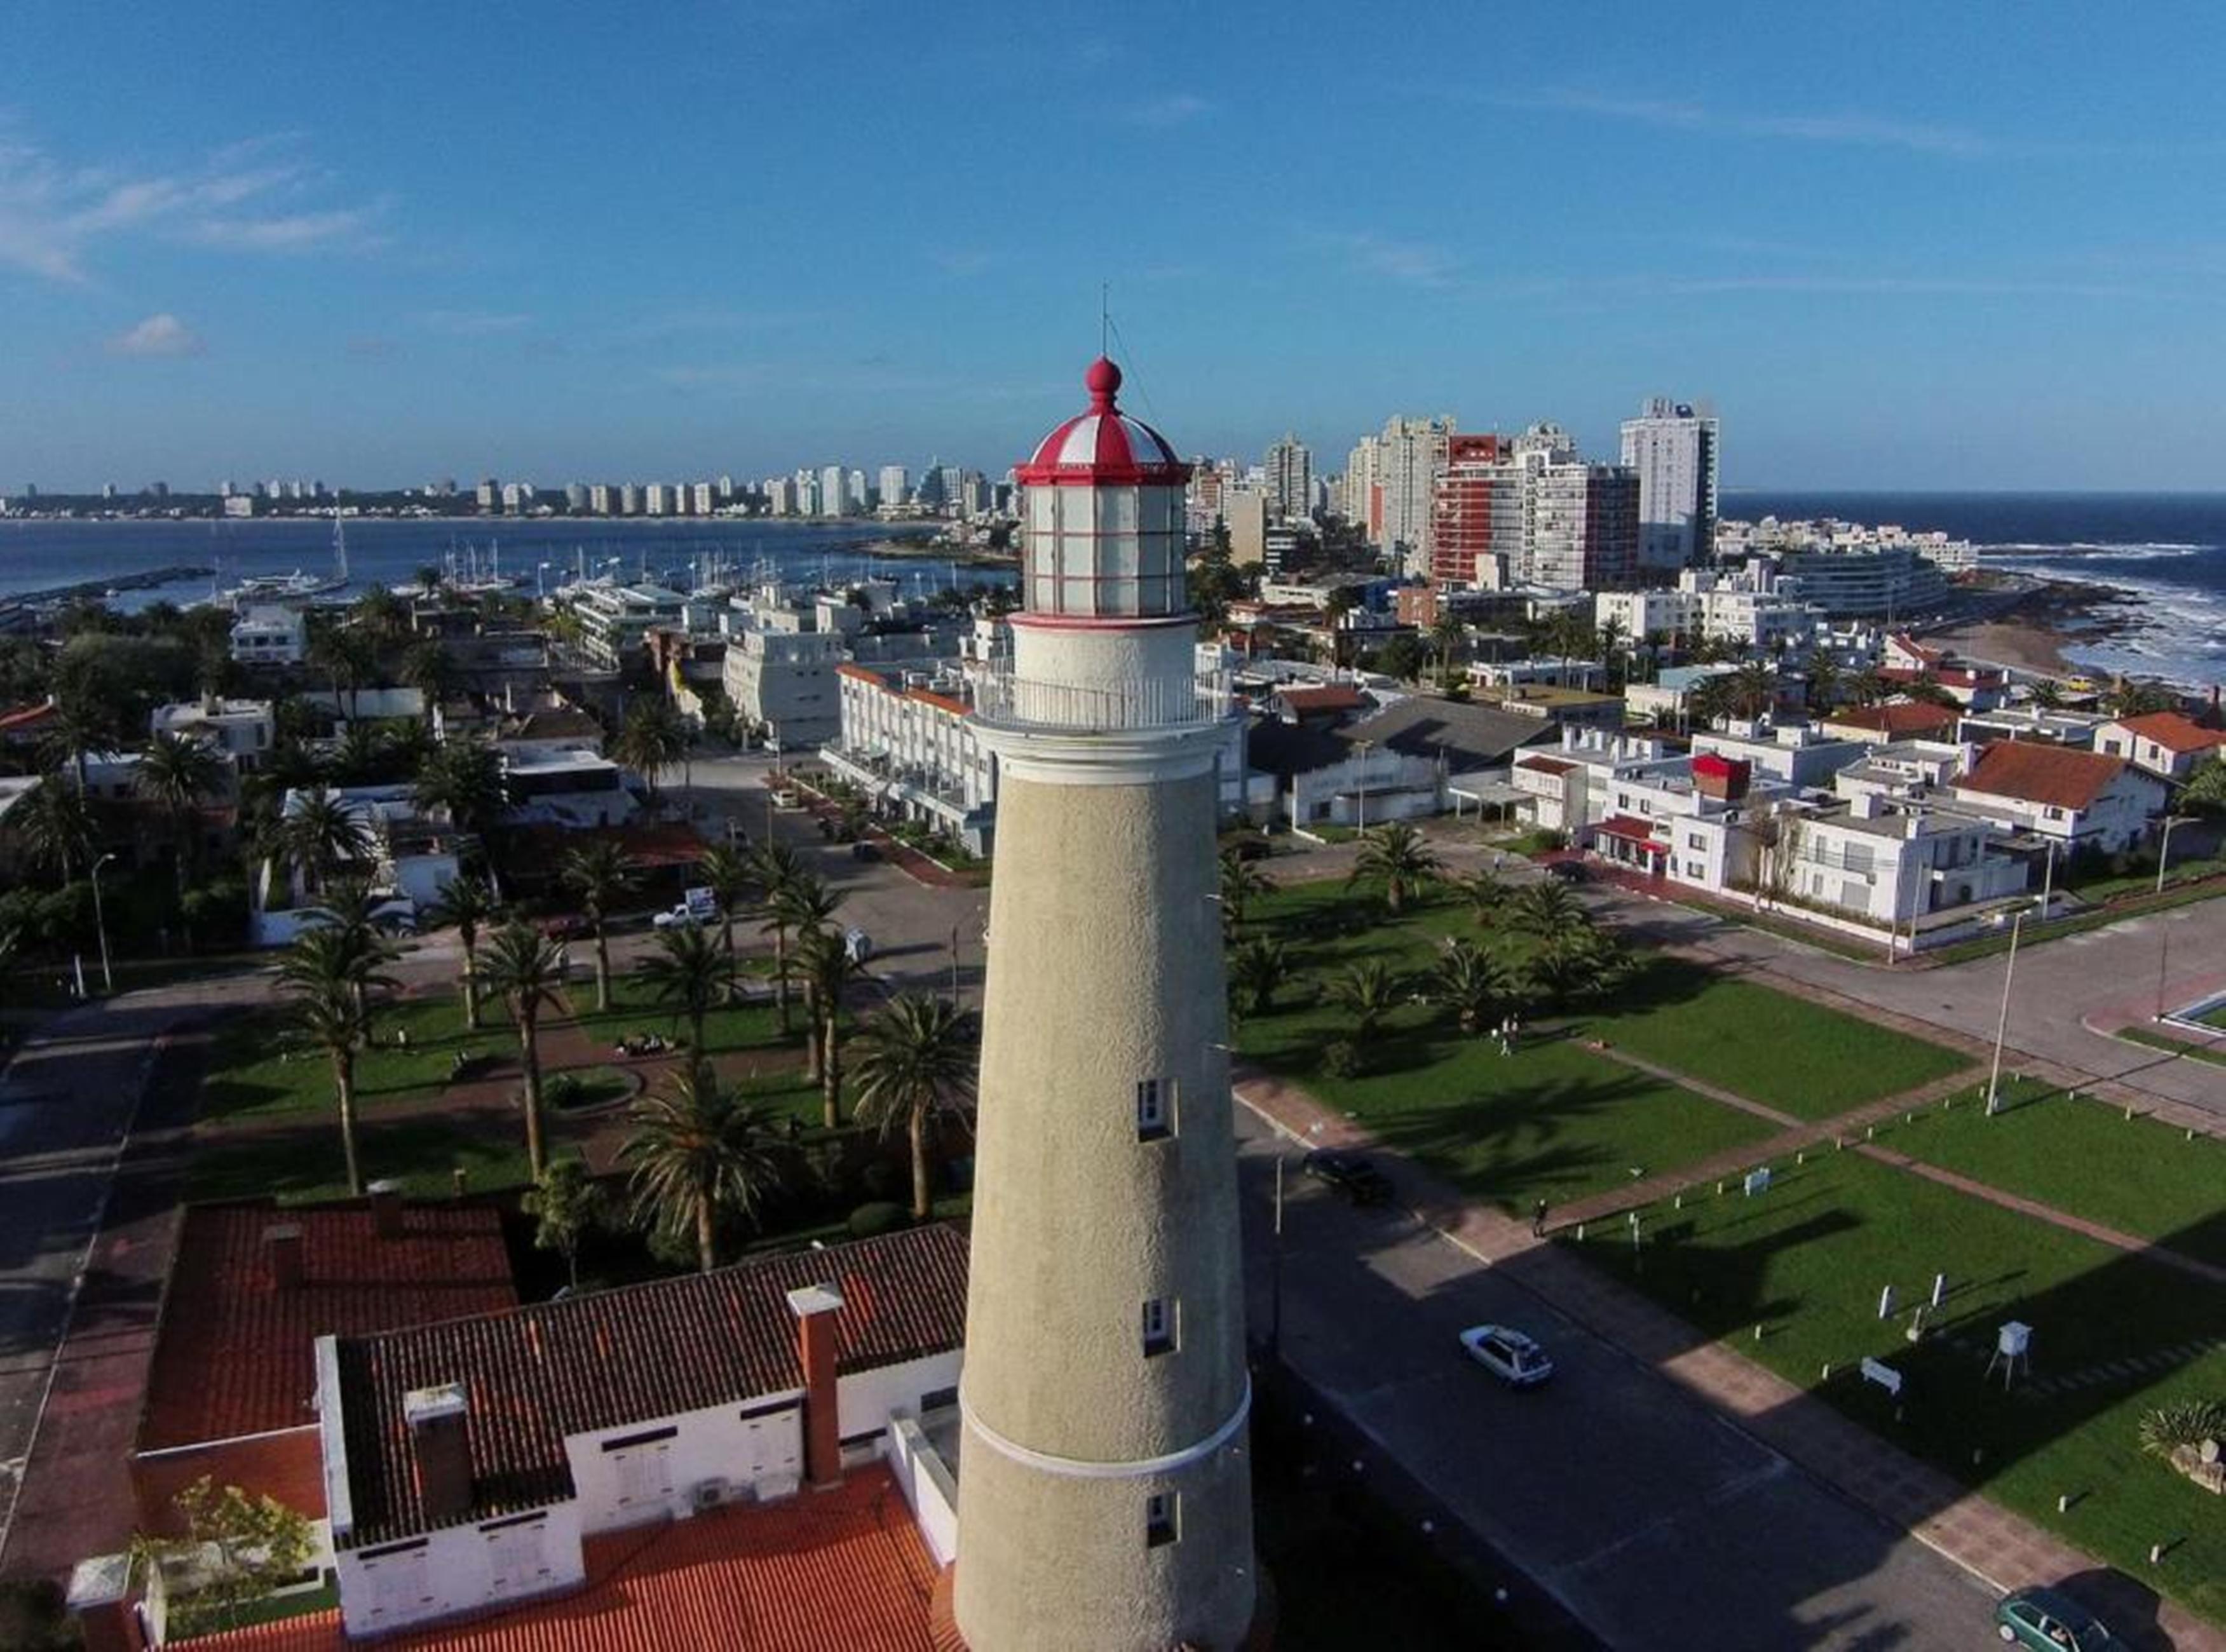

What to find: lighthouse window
left=1137, top=1078, right=1174, bottom=1141
left=1145, top=1491, right=1180, bottom=1548
left=1141, top=1297, right=1176, bottom=1358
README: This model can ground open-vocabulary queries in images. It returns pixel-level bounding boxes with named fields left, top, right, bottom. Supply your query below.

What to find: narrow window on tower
left=1141, top=1297, right=1176, bottom=1358
left=1145, top=1491, right=1180, bottom=1548
left=1136, top=1077, right=1174, bottom=1142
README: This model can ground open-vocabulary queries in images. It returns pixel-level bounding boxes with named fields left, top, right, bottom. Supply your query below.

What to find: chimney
left=786, top=1284, right=845, bottom=1489
left=368, top=1180, right=404, bottom=1240
left=402, top=1383, right=473, bottom=1522
left=263, top=1222, right=304, bottom=1290
left=1693, top=754, right=1751, bottom=802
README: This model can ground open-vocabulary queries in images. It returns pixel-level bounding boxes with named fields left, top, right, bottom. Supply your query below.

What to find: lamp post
left=90, top=850, right=117, bottom=996
left=1354, top=738, right=1374, bottom=834
left=2155, top=813, right=2193, bottom=895
left=1983, top=902, right=2032, bottom=1116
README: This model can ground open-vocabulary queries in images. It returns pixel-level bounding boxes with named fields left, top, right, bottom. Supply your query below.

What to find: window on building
left=1137, top=1078, right=1173, bottom=1141
left=1146, top=1491, right=1180, bottom=1548
left=1141, top=1297, right=1176, bottom=1357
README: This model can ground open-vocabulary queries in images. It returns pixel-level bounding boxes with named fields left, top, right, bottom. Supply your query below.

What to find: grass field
left=1873, top=1078, right=2226, bottom=1268
left=1566, top=1151, right=2226, bottom=1624
left=2119, top=1025, right=2226, bottom=1068
left=187, top=1113, right=536, bottom=1205
left=1570, top=958, right=1971, bottom=1119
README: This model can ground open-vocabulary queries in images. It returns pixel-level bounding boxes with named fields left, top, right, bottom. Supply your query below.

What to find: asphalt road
left=1236, top=1113, right=2010, bottom=1651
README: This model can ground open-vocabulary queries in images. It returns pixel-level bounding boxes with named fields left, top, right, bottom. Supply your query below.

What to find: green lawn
left=565, top=975, right=803, bottom=1059
left=200, top=995, right=498, bottom=1120
left=1566, top=1151, right=2226, bottom=1624
left=1570, top=959, right=1972, bottom=1120
left=1872, top=1078, right=2226, bottom=1266
left=2119, top=1026, right=2226, bottom=1069
left=2200, top=1001, right=2226, bottom=1031
left=187, top=1113, right=536, bottom=1204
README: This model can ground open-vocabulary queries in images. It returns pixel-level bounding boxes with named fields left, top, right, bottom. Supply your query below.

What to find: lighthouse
left=951, top=358, right=1257, bottom=1650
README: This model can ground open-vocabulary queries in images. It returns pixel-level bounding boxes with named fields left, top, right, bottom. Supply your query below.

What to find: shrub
left=2139, top=1398, right=2226, bottom=1459
left=848, top=1201, right=909, bottom=1238
left=1321, top=1039, right=1362, bottom=1080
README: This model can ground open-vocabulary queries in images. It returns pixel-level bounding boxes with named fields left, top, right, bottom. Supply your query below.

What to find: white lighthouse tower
left=950, top=358, right=1258, bottom=1651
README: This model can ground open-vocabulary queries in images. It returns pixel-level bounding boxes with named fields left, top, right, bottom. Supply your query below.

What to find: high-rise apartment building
left=879, top=464, right=908, bottom=508
left=589, top=484, right=615, bottom=515
left=618, top=483, right=641, bottom=515
left=765, top=477, right=794, bottom=516
left=1516, top=423, right=1639, bottom=591
left=691, top=481, right=716, bottom=516
left=475, top=478, right=499, bottom=513
left=1429, top=433, right=1519, bottom=586
left=1340, top=435, right=1379, bottom=527
left=1620, top=396, right=1720, bottom=574
left=1262, top=432, right=1312, bottom=522
left=1373, top=416, right=1453, bottom=574
left=644, top=483, right=672, bottom=516
left=819, top=464, right=849, bottom=517
left=564, top=483, right=589, bottom=511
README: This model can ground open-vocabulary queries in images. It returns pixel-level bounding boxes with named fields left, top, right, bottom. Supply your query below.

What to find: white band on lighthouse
left=958, top=1378, right=1251, bottom=1481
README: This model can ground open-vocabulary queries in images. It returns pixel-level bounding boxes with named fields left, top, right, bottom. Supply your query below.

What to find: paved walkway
left=1232, top=1062, right=2226, bottom=1651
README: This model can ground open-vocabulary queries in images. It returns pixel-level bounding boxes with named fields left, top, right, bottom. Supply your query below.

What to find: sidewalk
left=1233, top=1065, right=2226, bottom=1651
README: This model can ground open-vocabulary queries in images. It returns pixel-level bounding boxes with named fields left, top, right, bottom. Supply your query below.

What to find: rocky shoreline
left=1925, top=576, right=2148, bottom=679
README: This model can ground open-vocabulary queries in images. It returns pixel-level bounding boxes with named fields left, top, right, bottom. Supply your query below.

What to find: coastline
left=1923, top=576, right=2145, bottom=681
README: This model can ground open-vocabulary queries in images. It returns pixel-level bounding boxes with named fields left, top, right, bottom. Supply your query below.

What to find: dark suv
left=1301, top=1149, right=1394, bottom=1205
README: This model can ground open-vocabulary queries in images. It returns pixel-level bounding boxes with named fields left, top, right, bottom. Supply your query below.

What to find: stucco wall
left=338, top=1500, right=585, bottom=1639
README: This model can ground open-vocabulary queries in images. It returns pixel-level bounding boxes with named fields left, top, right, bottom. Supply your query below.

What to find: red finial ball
left=1085, top=356, right=1122, bottom=405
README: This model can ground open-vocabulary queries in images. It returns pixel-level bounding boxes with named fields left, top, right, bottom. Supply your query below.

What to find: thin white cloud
left=1124, top=94, right=1212, bottom=129
left=0, top=131, right=386, bottom=283
left=107, top=313, right=203, bottom=357
left=928, top=248, right=995, bottom=277
left=1334, top=232, right=1458, bottom=288
left=416, top=308, right=534, bottom=335
left=1497, top=89, right=1995, bottom=158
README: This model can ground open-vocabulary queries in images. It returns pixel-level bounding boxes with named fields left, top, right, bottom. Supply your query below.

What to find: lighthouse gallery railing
left=973, top=667, right=1232, bottom=733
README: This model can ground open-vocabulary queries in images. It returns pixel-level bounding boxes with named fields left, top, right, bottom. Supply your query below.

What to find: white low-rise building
left=1951, top=742, right=2166, bottom=853
left=2096, top=712, right=2226, bottom=783
left=822, top=662, right=997, bottom=855
left=501, top=747, right=635, bottom=829
left=151, top=694, right=275, bottom=771
left=230, top=604, right=308, bottom=667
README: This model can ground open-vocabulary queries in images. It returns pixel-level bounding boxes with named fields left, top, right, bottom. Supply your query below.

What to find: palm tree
left=479, top=921, right=571, bottom=1180
left=748, top=841, right=808, bottom=1034
left=770, top=867, right=843, bottom=1039
left=307, top=625, right=377, bottom=723
left=353, top=585, right=410, bottom=649
left=2028, top=677, right=2065, bottom=712
left=398, top=640, right=456, bottom=723
left=38, top=688, right=117, bottom=796
left=1511, top=877, right=1586, bottom=937
left=1594, top=615, right=1629, bottom=687
left=414, top=564, right=444, bottom=600
left=412, top=739, right=507, bottom=841
left=1433, top=939, right=1507, bottom=1034
left=2104, top=677, right=2174, bottom=718
left=137, top=732, right=227, bottom=894
left=1462, top=868, right=1512, bottom=923
left=1525, top=924, right=1627, bottom=1010
left=278, top=925, right=398, bottom=1197
left=1427, top=613, right=1465, bottom=684
left=1218, top=846, right=1270, bottom=938
left=13, top=776, right=95, bottom=883
left=791, top=926, right=867, bottom=1127
left=614, top=698, right=689, bottom=809
left=621, top=1072, right=783, bottom=1273
left=1226, top=935, right=1287, bottom=1020
left=637, top=923, right=733, bottom=1082
left=1326, top=959, right=1402, bottom=1044
left=1803, top=655, right=1842, bottom=714
left=1348, top=821, right=1441, bottom=914
left=851, top=994, right=977, bottom=1221
left=2182, top=754, right=2226, bottom=816
left=1726, top=661, right=1779, bottom=720
left=693, top=844, right=756, bottom=996
left=281, top=788, right=374, bottom=897
left=421, top=874, right=502, bottom=1031
left=1849, top=666, right=1889, bottom=708
left=560, top=840, right=634, bottom=1012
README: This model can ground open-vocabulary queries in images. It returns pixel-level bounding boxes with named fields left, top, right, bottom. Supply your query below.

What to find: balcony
left=972, top=667, right=1232, bottom=734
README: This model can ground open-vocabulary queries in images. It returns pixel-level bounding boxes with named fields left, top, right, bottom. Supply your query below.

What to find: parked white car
left=1458, top=1324, right=1555, bottom=1388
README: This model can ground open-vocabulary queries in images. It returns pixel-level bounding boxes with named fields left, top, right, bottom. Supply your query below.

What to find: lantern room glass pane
left=1029, top=490, right=1058, bottom=533
left=1031, top=573, right=1057, bottom=611
left=1061, top=576, right=1095, bottom=613
left=1098, top=489, right=1139, bottom=533
left=1101, top=579, right=1138, bottom=612
left=1061, top=535, right=1095, bottom=577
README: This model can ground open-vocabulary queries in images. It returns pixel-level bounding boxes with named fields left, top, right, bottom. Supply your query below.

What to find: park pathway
left=1232, top=1058, right=2226, bottom=1652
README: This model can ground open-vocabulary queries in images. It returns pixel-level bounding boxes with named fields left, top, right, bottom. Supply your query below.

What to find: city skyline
left=4, top=3, right=2225, bottom=489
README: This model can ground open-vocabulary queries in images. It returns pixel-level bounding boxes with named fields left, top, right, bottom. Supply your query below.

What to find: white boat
left=222, top=518, right=350, bottom=606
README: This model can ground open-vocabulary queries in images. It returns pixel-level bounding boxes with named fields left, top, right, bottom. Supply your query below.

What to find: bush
left=848, top=1201, right=909, bottom=1238
left=0, top=1578, right=71, bottom=1649
left=2139, top=1398, right=2226, bottom=1459
left=1321, top=1039, right=1362, bottom=1080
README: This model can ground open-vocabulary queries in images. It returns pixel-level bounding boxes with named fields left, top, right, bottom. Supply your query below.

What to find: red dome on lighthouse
left=1017, top=357, right=1190, bottom=485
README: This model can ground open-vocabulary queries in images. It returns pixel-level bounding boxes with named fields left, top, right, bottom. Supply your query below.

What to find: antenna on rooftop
left=1100, top=282, right=1110, bottom=357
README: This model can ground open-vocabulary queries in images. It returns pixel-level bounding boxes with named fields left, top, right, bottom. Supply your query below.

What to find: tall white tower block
left=950, top=358, right=1258, bottom=1651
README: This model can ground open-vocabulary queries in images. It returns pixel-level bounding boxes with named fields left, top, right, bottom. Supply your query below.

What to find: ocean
left=0, top=516, right=989, bottom=610
left=1734, top=492, right=2226, bottom=687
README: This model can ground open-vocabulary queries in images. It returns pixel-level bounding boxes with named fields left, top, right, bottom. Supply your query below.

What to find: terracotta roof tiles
left=336, top=1224, right=967, bottom=1547
left=1957, top=741, right=2133, bottom=811
left=2112, top=711, right=2226, bottom=755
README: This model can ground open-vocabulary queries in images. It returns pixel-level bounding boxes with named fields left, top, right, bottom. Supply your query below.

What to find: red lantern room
left=1015, top=357, right=1193, bottom=621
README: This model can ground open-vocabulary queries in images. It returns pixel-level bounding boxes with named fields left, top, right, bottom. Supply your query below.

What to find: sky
left=3, top=1, right=2225, bottom=493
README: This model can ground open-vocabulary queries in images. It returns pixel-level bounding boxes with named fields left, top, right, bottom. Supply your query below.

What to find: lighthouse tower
left=951, top=358, right=1256, bottom=1651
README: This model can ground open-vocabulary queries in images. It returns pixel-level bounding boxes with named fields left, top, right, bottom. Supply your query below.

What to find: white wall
left=562, top=1390, right=806, bottom=1533
left=337, top=1500, right=585, bottom=1639
left=885, top=1416, right=960, bottom=1567
left=836, top=1351, right=962, bottom=1446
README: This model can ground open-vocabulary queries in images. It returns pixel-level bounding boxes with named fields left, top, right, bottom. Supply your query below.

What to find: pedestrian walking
left=1531, top=1198, right=1549, bottom=1238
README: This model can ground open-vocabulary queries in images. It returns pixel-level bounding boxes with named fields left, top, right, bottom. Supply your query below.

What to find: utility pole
left=90, top=851, right=117, bottom=996
left=1984, top=906, right=2028, bottom=1114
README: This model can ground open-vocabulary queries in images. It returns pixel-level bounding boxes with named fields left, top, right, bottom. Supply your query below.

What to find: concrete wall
left=838, top=1351, right=961, bottom=1446
left=560, top=1390, right=805, bottom=1532
left=339, top=1500, right=585, bottom=1639
left=886, top=1416, right=961, bottom=1567
left=132, top=1428, right=325, bottom=1536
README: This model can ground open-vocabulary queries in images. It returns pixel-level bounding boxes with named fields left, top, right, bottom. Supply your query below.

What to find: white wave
left=1985, top=542, right=2213, bottom=562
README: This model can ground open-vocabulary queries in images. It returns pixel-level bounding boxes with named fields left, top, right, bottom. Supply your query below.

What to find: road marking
left=1549, top=1457, right=1789, bottom=1579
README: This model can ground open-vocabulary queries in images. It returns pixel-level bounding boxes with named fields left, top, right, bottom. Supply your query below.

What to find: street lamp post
left=1354, top=739, right=1374, bottom=834
left=90, top=850, right=117, bottom=996
left=1983, top=903, right=2032, bottom=1116
left=2155, top=814, right=2192, bottom=895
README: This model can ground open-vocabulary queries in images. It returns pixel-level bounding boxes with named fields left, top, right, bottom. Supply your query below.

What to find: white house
left=2096, top=711, right=2226, bottom=784
left=820, top=661, right=998, bottom=855
left=1771, top=793, right=2027, bottom=940
left=229, top=604, right=308, bottom=667
left=151, top=695, right=275, bottom=772
left=315, top=1225, right=968, bottom=1640
left=1951, top=742, right=2166, bottom=853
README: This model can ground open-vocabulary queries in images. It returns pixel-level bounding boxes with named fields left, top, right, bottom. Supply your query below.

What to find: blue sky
left=4, top=1, right=2223, bottom=491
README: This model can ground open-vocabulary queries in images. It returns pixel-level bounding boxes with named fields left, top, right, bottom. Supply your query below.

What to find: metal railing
left=973, top=667, right=1232, bottom=733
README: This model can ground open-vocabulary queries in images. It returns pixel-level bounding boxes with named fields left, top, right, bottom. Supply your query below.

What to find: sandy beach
left=1924, top=576, right=2145, bottom=680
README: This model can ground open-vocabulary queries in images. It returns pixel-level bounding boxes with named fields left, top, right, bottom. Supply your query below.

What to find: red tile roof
left=0, top=701, right=57, bottom=738
left=1515, top=754, right=1577, bottom=777
left=139, top=1202, right=517, bottom=1453
left=1594, top=815, right=1667, bottom=848
left=2110, top=711, right=2226, bottom=755
left=336, top=1224, right=968, bottom=1547
left=1958, top=741, right=2134, bottom=811
left=188, top=1465, right=939, bottom=1651
left=1828, top=703, right=1960, bottom=738
left=1274, top=684, right=1367, bottom=715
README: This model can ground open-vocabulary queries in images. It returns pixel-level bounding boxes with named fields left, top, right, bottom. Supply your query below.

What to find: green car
left=1995, top=1587, right=2114, bottom=1651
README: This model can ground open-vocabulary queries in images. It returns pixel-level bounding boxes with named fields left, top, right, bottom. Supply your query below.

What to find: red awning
left=1594, top=815, right=1667, bottom=852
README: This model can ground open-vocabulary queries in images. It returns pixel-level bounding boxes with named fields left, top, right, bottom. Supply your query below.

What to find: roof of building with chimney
left=332, top=1223, right=969, bottom=1547
left=1824, top=701, right=1963, bottom=740
left=1957, top=740, right=2139, bottom=812
left=2108, top=710, right=2226, bottom=755
left=139, top=1200, right=517, bottom=1454
left=183, top=1465, right=940, bottom=1651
